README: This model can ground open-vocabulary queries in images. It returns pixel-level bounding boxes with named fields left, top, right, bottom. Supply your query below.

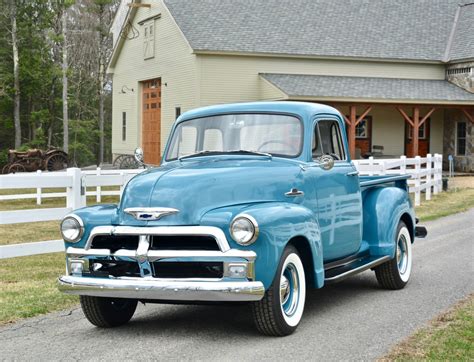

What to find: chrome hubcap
left=397, top=234, right=408, bottom=275
left=280, top=263, right=299, bottom=317
left=280, top=275, right=290, bottom=304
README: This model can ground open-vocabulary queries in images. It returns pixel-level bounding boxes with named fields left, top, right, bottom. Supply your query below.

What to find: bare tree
left=62, top=7, right=69, bottom=153
left=10, top=1, right=21, bottom=148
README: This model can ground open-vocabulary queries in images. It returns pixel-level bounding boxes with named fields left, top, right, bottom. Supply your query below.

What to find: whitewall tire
left=375, top=221, right=413, bottom=289
left=252, top=245, right=306, bottom=336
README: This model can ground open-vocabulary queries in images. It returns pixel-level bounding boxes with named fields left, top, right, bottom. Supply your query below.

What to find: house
left=108, top=0, right=474, bottom=171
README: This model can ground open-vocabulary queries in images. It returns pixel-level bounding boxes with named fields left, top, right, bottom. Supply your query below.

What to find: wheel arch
left=287, top=235, right=317, bottom=288
left=399, top=212, right=414, bottom=243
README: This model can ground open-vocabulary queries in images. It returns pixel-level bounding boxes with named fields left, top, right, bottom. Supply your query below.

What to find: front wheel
left=374, top=221, right=413, bottom=289
left=80, top=296, right=138, bottom=328
left=252, top=245, right=306, bottom=336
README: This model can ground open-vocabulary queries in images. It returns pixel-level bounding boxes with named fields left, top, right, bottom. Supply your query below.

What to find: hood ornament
left=124, top=207, right=179, bottom=221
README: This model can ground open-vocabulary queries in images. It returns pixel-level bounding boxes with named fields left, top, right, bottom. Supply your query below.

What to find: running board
left=324, top=255, right=391, bottom=284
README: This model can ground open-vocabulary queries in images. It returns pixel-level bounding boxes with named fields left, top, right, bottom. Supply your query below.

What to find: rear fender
left=362, top=186, right=415, bottom=258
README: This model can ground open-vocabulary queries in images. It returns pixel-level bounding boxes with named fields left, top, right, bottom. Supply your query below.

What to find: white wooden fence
left=352, top=153, right=443, bottom=206
left=0, top=167, right=144, bottom=225
left=0, top=155, right=442, bottom=258
left=0, top=167, right=144, bottom=207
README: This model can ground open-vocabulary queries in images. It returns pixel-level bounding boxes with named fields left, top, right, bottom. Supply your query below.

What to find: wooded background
left=0, top=0, right=120, bottom=167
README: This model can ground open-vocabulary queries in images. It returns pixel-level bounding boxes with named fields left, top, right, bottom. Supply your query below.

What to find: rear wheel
left=252, top=245, right=306, bottom=336
left=80, top=296, right=137, bottom=328
left=375, top=221, right=412, bottom=289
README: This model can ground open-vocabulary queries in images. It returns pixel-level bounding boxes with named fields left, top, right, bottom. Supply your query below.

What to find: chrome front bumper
left=58, top=275, right=265, bottom=301
left=59, top=225, right=265, bottom=302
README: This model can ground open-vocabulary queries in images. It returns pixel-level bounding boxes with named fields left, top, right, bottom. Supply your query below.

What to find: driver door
left=312, top=118, right=362, bottom=262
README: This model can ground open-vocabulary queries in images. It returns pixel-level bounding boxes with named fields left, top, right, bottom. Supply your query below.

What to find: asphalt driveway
left=1, top=209, right=473, bottom=361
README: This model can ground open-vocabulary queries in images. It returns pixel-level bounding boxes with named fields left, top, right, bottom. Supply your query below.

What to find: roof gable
left=164, top=0, right=473, bottom=62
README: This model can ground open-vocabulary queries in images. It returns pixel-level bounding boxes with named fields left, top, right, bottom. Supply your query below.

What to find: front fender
left=201, top=202, right=324, bottom=289
left=362, top=186, right=415, bottom=258
left=64, top=204, right=118, bottom=249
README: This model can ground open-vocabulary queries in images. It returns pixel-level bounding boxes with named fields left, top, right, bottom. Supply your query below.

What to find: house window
left=408, top=122, right=427, bottom=139
left=175, top=107, right=181, bottom=120
left=143, top=20, right=155, bottom=59
left=355, top=119, right=369, bottom=139
left=456, top=121, right=467, bottom=156
left=122, top=112, right=126, bottom=141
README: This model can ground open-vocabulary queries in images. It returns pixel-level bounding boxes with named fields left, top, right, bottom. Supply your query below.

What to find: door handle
left=346, top=170, right=359, bottom=177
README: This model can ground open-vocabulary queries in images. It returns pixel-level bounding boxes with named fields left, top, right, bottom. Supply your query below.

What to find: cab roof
left=177, top=101, right=342, bottom=124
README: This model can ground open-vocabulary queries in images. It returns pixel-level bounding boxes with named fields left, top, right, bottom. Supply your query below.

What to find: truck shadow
left=80, top=272, right=385, bottom=338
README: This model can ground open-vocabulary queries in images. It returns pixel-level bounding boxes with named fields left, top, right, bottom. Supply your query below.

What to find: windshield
left=166, top=113, right=302, bottom=161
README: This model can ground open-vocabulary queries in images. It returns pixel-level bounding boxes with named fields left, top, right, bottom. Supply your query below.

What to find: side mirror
left=134, top=147, right=145, bottom=167
left=319, top=154, right=334, bottom=171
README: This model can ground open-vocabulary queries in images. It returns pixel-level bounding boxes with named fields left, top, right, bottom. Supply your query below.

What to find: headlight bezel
left=230, top=214, right=259, bottom=245
left=60, top=214, right=84, bottom=243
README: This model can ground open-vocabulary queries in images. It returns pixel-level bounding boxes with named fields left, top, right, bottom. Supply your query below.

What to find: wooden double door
left=142, top=78, right=161, bottom=165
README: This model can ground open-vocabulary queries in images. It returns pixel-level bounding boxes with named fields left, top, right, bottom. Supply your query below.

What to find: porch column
left=397, top=106, right=435, bottom=156
left=342, top=105, right=372, bottom=159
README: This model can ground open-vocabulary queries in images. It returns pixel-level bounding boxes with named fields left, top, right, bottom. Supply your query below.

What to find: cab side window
left=313, top=120, right=346, bottom=161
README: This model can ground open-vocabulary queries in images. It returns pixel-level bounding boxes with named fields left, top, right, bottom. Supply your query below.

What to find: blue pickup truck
left=58, top=102, right=427, bottom=336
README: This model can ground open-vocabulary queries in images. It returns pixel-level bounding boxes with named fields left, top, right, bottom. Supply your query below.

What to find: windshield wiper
left=226, top=150, right=272, bottom=158
left=178, top=149, right=272, bottom=161
left=178, top=150, right=224, bottom=160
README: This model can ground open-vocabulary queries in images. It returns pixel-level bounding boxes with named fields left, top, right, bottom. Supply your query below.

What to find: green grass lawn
left=0, top=253, right=78, bottom=324
left=383, top=295, right=473, bottom=361
left=414, top=188, right=474, bottom=222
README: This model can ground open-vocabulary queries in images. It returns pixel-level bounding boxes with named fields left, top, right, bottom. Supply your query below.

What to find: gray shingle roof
left=449, top=4, right=474, bottom=61
left=261, top=74, right=474, bottom=102
left=164, top=0, right=473, bottom=62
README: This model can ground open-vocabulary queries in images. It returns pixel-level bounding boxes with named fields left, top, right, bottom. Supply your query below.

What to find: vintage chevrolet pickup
left=58, top=102, right=427, bottom=336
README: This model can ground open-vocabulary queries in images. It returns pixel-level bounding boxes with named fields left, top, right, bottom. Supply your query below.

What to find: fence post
left=96, top=167, right=101, bottom=203
left=426, top=154, right=432, bottom=201
left=66, top=168, right=86, bottom=210
left=119, top=171, right=125, bottom=197
left=400, top=155, right=406, bottom=174
left=414, top=156, right=421, bottom=206
left=368, top=156, right=374, bottom=176
left=36, top=170, right=42, bottom=205
left=435, top=154, right=442, bottom=193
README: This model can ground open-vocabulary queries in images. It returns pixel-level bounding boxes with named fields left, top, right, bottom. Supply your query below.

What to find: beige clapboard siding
left=198, top=54, right=446, bottom=106
left=110, top=0, right=198, bottom=156
left=336, top=105, right=444, bottom=156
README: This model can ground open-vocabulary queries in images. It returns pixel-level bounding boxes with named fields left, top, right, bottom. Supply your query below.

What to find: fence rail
left=352, top=153, right=443, bottom=206
left=0, top=167, right=144, bottom=226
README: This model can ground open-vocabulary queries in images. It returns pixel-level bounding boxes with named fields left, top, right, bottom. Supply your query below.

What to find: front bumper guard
left=58, top=275, right=265, bottom=302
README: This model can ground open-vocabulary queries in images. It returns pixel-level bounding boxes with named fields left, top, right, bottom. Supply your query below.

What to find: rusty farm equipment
left=2, top=148, right=69, bottom=174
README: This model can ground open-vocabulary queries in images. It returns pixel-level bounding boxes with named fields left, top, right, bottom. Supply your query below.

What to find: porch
left=261, top=74, right=474, bottom=171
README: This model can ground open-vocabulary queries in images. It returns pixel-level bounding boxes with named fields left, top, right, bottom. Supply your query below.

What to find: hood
left=115, top=157, right=304, bottom=225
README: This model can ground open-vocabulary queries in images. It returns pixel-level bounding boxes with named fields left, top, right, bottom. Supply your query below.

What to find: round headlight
left=60, top=215, right=84, bottom=243
left=230, top=214, right=259, bottom=245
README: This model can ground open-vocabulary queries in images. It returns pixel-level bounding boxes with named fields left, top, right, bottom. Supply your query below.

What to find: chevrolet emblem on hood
left=124, top=207, right=179, bottom=221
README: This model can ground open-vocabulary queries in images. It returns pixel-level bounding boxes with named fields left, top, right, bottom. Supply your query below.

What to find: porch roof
left=261, top=74, right=474, bottom=105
